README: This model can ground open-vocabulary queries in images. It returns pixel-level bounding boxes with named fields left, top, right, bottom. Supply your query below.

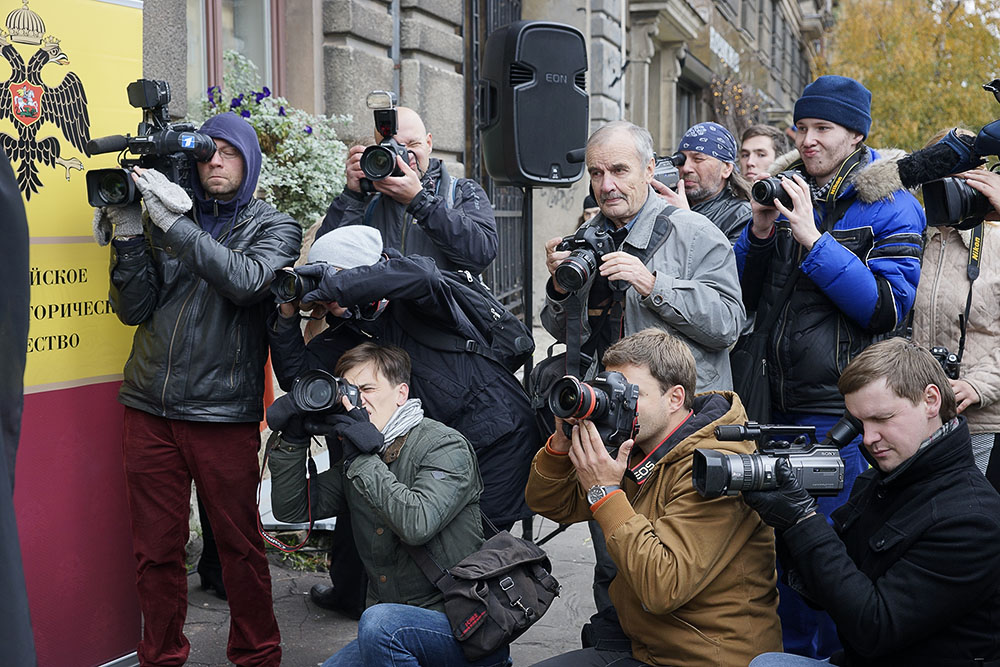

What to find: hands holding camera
left=544, top=237, right=655, bottom=297
left=550, top=417, right=633, bottom=492
left=131, top=167, right=193, bottom=233
left=751, top=173, right=819, bottom=249
left=345, top=143, right=422, bottom=205
left=958, top=169, right=1000, bottom=221
left=650, top=178, right=691, bottom=210
left=92, top=202, right=143, bottom=246
left=742, top=458, right=818, bottom=531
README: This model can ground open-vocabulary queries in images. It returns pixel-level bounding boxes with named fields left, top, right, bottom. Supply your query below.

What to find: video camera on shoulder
left=554, top=226, right=617, bottom=292
left=653, top=152, right=686, bottom=190
left=547, top=371, right=639, bottom=451
left=922, top=79, right=1000, bottom=229
left=359, top=90, right=409, bottom=193
left=692, top=413, right=862, bottom=499
left=751, top=170, right=803, bottom=210
left=86, top=79, right=217, bottom=207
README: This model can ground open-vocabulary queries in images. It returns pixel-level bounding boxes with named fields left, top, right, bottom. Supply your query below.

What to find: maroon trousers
left=122, top=407, right=281, bottom=666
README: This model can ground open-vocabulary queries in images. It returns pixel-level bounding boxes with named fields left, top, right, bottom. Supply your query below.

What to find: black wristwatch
left=586, top=484, right=621, bottom=506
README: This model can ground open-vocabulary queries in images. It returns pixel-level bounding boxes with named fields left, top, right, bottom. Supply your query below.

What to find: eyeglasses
left=216, top=146, right=241, bottom=160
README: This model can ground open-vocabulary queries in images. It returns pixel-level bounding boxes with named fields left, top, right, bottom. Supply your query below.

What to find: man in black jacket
left=318, top=106, right=498, bottom=273
left=745, top=337, right=1000, bottom=667
left=97, top=112, right=301, bottom=666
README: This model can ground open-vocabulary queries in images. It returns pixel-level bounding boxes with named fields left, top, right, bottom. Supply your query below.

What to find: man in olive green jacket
left=527, top=329, right=781, bottom=667
left=268, top=342, right=508, bottom=666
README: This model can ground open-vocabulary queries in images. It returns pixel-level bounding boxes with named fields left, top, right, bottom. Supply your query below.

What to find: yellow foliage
left=818, top=0, right=1000, bottom=150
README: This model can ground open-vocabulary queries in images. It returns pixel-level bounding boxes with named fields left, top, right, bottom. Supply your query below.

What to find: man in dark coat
left=745, top=337, right=1000, bottom=667
left=0, top=146, right=37, bottom=664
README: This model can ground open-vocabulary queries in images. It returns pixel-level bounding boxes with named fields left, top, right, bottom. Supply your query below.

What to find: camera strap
left=957, top=223, right=984, bottom=363
left=256, top=430, right=319, bottom=553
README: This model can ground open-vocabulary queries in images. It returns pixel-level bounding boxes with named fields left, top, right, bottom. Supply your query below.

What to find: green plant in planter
left=198, top=51, right=350, bottom=230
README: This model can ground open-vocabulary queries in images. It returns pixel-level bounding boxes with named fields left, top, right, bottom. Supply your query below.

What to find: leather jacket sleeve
left=109, top=236, right=160, bottom=326
left=161, top=211, right=302, bottom=307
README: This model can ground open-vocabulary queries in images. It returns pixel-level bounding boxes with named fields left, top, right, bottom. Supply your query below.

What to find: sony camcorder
left=86, top=79, right=217, bottom=207
left=359, top=90, right=409, bottom=192
left=692, top=413, right=862, bottom=499
left=548, top=371, right=639, bottom=450
left=653, top=152, right=687, bottom=190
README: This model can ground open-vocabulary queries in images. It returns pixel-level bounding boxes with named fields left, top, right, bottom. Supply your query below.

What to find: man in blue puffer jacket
left=734, top=75, right=925, bottom=660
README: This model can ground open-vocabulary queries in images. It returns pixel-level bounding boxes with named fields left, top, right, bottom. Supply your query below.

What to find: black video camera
left=555, top=226, right=617, bottom=292
left=548, top=371, right=639, bottom=450
left=751, top=170, right=802, bottom=210
left=692, top=413, right=862, bottom=499
left=921, top=79, right=1000, bottom=229
left=359, top=90, right=409, bottom=193
left=290, top=369, right=363, bottom=416
left=86, top=79, right=217, bottom=207
left=930, top=345, right=961, bottom=380
left=654, top=152, right=687, bottom=190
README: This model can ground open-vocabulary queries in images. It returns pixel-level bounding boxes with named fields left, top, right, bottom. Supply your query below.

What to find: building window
left=758, top=0, right=772, bottom=63
left=741, top=0, right=757, bottom=38
left=677, top=80, right=699, bottom=135
left=770, top=3, right=784, bottom=79
left=186, top=0, right=282, bottom=111
left=717, top=0, right=738, bottom=22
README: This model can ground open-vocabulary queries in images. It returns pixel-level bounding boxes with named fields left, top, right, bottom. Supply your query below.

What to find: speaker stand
left=521, top=185, right=534, bottom=386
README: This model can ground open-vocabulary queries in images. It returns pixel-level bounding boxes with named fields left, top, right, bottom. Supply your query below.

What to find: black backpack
left=406, top=269, right=535, bottom=373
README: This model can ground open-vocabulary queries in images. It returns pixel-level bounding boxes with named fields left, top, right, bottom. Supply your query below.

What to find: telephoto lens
left=550, top=375, right=609, bottom=421
left=554, top=249, right=599, bottom=293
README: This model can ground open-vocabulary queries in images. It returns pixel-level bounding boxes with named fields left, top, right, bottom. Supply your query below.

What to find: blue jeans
left=750, top=653, right=831, bottom=666
left=322, top=603, right=511, bottom=667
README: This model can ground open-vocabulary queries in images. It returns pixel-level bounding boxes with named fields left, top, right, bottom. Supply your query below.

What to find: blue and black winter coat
left=734, top=147, right=925, bottom=414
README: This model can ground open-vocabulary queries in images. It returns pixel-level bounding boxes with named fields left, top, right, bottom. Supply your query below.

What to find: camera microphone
left=566, top=147, right=586, bottom=164
left=87, top=134, right=129, bottom=155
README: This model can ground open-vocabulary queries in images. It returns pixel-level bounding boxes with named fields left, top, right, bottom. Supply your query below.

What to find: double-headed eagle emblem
left=0, top=1, right=90, bottom=199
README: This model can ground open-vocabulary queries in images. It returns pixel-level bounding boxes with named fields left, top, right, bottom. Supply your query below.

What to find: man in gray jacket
left=97, top=112, right=301, bottom=666
left=542, top=120, right=745, bottom=392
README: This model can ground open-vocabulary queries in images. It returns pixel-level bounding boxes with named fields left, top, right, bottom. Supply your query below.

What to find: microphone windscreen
left=897, top=142, right=961, bottom=189
left=87, top=135, right=129, bottom=155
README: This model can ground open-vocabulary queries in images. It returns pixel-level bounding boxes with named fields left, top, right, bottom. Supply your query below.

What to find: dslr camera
left=359, top=90, right=410, bottom=193
left=692, top=413, right=862, bottom=499
left=548, top=371, right=639, bottom=450
left=290, top=369, right=362, bottom=416
left=930, top=345, right=961, bottom=380
left=653, top=152, right=687, bottom=190
left=922, top=79, right=1000, bottom=229
left=555, top=226, right=617, bottom=292
left=271, top=266, right=321, bottom=304
left=751, top=170, right=802, bottom=210
left=86, top=79, right=217, bottom=207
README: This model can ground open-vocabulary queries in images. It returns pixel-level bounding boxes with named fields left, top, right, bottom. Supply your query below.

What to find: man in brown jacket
left=527, top=328, right=781, bottom=667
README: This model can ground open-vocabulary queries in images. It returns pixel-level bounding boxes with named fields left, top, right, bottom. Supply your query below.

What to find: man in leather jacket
left=745, top=337, right=1000, bottom=667
left=95, top=111, right=301, bottom=666
left=652, top=121, right=752, bottom=244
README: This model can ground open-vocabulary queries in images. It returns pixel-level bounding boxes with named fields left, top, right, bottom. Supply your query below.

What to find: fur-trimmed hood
left=766, top=147, right=909, bottom=204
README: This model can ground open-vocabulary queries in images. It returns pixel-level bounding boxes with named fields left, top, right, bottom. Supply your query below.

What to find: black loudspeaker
left=479, top=20, right=588, bottom=187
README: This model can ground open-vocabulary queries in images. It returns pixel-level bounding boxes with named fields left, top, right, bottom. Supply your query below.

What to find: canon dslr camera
left=290, top=369, right=362, bottom=416
left=548, top=371, right=639, bottom=450
left=271, top=266, right=321, bottom=304
left=692, top=413, right=862, bottom=499
left=86, top=79, right=217, bottom=207
left=555, top=226, right=617, bottom=292
left=359, top=90, right=410, bottom=193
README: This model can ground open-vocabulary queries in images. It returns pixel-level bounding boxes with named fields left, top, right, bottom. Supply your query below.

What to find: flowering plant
left=198, top=51, right=350, bottom=229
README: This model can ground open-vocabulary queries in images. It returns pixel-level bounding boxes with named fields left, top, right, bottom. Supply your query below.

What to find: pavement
left=183, top=519, right=598, bottom=666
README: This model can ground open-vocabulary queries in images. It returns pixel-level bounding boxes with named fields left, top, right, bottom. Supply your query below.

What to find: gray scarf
left=381, top=398, right=424, bottom=445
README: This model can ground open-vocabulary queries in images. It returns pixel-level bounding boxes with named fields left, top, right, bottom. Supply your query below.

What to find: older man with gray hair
left=542, top=120, right=745, bottom=393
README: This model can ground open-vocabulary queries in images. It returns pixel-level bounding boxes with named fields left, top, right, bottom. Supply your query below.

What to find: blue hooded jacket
left=191, top=112, right=263, bottom=239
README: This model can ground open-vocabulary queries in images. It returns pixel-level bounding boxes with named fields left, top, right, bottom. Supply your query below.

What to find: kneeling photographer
left=909, top=127, right=1000, bottom=490
left=266, top=343, right=505, bottom=667
left=526, top=329, right=781, bottom=667
left=746, top=338, right=1000, bottom=667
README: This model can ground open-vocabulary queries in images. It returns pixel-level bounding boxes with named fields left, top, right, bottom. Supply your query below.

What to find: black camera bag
left=404, top=528, right=560, bottom=661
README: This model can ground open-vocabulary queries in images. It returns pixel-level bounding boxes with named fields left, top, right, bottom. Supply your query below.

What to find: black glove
left=297, top=262, right=343, bottom=305
left=742, top=458, right=818, bottom=531
left=327, top=407, right=383, bottom=469
left=266, top=394, right=309, bottom=445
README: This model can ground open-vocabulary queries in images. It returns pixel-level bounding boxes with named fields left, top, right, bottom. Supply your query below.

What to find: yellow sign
left=2, top=0, right=143, bottom=390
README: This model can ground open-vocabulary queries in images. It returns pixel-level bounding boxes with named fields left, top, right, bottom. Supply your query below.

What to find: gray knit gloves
left=92, top=204, right=143, bottom=246
left=132, top=168, right=193, bottom=233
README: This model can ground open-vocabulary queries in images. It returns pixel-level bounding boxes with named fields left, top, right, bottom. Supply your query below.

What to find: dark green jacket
left=269, top=417, right=484, bottom=611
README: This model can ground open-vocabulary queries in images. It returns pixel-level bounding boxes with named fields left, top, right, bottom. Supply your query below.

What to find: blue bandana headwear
left=677, top=122, right=738, bottom=164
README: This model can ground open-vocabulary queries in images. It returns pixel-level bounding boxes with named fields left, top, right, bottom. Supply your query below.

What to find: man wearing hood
left=733, top=75, right=925, bottom=659
left=525, top=328, right=781, bottom=667
left=94, top=111, right=301, bottom=666
left=317, top=106, right=498, bottom=273
left=746, top=338, right=1000, bottom=667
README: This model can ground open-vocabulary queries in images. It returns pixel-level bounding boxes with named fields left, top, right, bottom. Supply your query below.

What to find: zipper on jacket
left=161, top=284, right=199, bottom=415
left=229, top=326, right=242, bottom=389
left=927, top=232, right=947, bottom=342
left=774, top=244, right=803, bottom=413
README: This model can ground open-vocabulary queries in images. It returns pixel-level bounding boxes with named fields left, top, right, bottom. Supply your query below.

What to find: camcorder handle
left=714, top=422, right=816, bottom=447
